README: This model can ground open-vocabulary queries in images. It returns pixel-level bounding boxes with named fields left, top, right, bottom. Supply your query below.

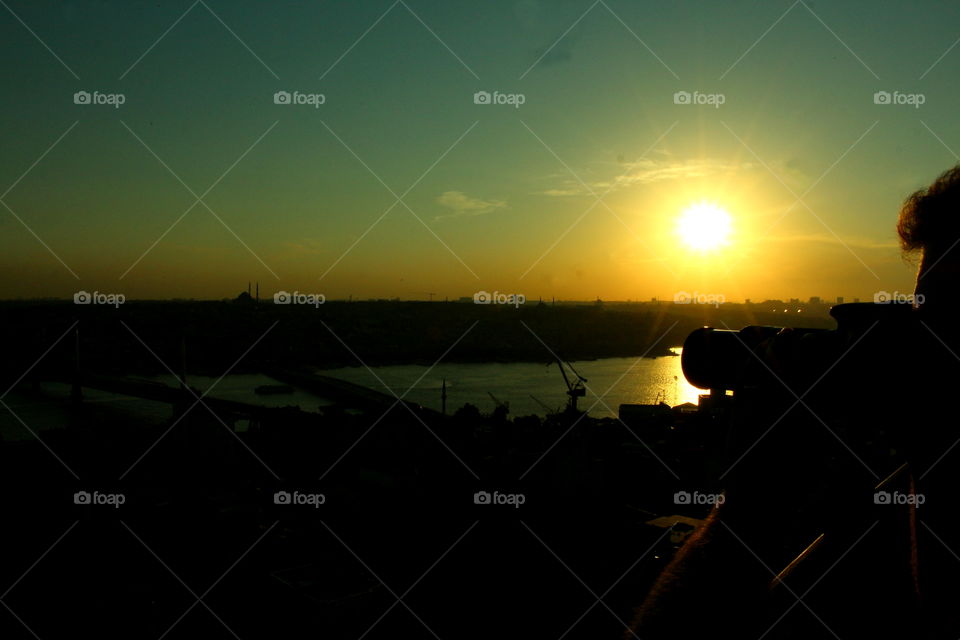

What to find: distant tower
left=256, top=281, right=259, bottom=303
left=248, top=282, right=251, bottom=297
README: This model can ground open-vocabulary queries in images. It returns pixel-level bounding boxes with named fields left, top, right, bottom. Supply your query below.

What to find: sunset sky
left=2, top=0, right=960, bottom=302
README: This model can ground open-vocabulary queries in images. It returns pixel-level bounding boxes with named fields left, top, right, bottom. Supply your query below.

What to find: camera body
left=680, top=302, right=915, bottom=394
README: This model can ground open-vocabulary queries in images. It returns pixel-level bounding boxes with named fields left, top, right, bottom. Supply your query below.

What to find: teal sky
left=3, top=0, right=960, bottom=302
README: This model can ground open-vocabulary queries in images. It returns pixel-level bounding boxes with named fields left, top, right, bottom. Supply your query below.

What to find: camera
left=680, top=302, right=916, bottom=393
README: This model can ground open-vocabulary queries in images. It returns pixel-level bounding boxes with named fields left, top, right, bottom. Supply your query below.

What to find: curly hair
left=898, top=165, right=960, bottom=255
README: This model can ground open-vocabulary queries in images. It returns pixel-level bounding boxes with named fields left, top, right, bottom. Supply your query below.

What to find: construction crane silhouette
left=551, top=356, right=587, bottom=414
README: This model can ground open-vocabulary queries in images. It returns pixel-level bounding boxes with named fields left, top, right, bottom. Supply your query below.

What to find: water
left=0, top=351, right=700, bottom=439
left=316, top=348, right=700, bottom=419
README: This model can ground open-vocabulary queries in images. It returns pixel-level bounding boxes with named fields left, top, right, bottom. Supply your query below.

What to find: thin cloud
left=539, top=157, right=756, bottom=196
left=766, top=233, right=899, bottom=250
left=434, top=191, right=507, bottom=220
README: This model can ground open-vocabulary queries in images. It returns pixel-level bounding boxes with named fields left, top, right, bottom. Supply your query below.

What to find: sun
left=677, top=201, right=732, bottom=251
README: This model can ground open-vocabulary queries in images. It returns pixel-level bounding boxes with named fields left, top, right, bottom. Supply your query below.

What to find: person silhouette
left=628, top=165, right=960, bottom=640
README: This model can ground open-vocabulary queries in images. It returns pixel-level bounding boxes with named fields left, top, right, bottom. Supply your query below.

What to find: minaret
left=256, top=281, right=259, bottom=303
left=441, top=378, right=447, bottom=416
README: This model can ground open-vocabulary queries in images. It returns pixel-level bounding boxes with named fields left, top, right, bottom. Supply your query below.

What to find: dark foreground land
left=0, top=300, right=835, bottom=639
left=1, top=298, right=836, bottom=376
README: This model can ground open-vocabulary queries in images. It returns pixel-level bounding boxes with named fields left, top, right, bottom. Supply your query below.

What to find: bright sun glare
left=677, top=201, right=732, bottom=251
